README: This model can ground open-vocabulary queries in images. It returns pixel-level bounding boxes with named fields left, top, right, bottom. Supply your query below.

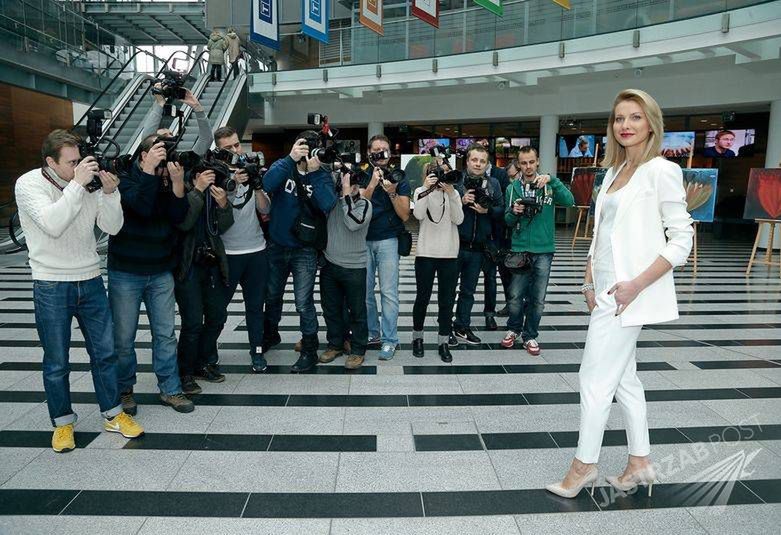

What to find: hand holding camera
left=233, top=168, right=249, bottom=184
left=462, top=191, right=476, bottom=206
left=424, top=173, right=439, bottom=189
left=371, top=166, right=384, bottom=186
left=74, top=157, right=100, bottom=188
left=290, top=139, right=309, bottom=161
left=194, top=169, right=216, bottom=192
left=341, top=172, right=353, bottom=197
left=381, top=178, right=398, bottom=194
left=512, top=199, right=526, bottom=215
left=210, top=185, right=228, bottom=209
left=142, top=142, right=167, bottom=174
left=98, top=170, right=120, bottom=194
left=306, top=154, right=321, bottom=173
left=166, top=162, right=185, bottom=184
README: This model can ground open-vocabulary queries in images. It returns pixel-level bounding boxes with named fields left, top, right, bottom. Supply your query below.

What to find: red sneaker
left=524, top=339, right=541, bottom=356
left=500, top=331, right=518, bottom=349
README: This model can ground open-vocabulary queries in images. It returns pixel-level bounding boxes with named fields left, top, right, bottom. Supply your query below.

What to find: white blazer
left=588, top=156, right=694, bottom=327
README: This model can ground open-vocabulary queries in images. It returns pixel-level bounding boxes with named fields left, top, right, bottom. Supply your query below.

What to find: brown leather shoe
left=344, top=355, right=364, bottom=369
left=294, top=339, right=302, bottom=352
left=318, top=348, right=343, bottom=363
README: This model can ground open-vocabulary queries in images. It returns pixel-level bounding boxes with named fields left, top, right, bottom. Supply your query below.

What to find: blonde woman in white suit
left=547, top=89, right=694, bottom=498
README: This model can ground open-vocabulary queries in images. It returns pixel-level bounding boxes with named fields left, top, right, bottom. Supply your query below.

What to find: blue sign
left=309, top=0, right=322, bottom=24
left=260, top=0, right=273, bottom=23
left=302, top=0, right=329, bottom=44
left=251, top=0, right=279, bottom=50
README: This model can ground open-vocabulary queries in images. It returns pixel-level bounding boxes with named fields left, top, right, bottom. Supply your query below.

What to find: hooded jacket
left=225, top=30, right=241, bottom=63
left=207, top=32, right=227, bottom=65
left=455, top=173, right=504, bottom=250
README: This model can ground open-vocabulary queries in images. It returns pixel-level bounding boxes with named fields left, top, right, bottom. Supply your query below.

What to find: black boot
left=485, top=316, right=498, bottom=331
left=438, top=343, right=453, bottom=363
left=262, top=320, right=281, bottom=353
left=291, top=334, right=319, bottom=373
left=412, top=338, right=424, bottom=358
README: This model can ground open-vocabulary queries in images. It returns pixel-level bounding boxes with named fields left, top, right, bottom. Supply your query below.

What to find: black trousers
left=320, top=261, right=368, bottom=356
left=413, top=256, right=458, bottom=336
left=174, top=264, right=226, bottom=376
left=210, top=64, right=222, bottom=81
left=218, top=250, right=268, bottom=359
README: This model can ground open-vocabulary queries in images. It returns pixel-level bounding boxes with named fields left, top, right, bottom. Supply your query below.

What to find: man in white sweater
left=15, top=130, right=144, bottom=453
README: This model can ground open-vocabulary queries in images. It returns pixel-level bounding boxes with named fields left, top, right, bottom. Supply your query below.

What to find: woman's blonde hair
left=601, top=88, right=664, bottom=169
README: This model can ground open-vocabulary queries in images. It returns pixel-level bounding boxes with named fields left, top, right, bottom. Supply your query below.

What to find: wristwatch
left=388, top=192, right=398, bottom=200
left=580, top=282, right=595, bottom=294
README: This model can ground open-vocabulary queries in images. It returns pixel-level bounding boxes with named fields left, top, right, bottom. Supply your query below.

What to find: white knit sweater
left=15, top=168, right=124, bottom=281
left=412, top=186, right=464, bottom=258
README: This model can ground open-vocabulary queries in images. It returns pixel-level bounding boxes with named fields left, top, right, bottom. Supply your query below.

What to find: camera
left=377, top=166, right=405, bottom=185
left=428, top=144, right=451, bottom=160
left=431, top=166, right=461, bottom=185
left=303, top=113, right=359, bottom=170
left=194, top=244, right=219, bottom=267
left=369, top=150, right=390, bottom=164
left=235, top=152, right=267, bottom=190
left=152, top=70, right=187, bottom=102
left=78, top=109, right=132, bottom=191
left=464, top=176, right=492, bottom=210
left=514, top=193, right=543, bottom=218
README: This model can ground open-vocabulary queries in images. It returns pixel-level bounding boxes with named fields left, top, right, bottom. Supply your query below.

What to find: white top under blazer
left=588, top=156, right=694, bottom=327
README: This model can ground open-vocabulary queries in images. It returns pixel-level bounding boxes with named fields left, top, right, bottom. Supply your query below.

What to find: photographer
left=359, top=134, right=411, bottom=360
left=452, top=144, right=504, bottom=345
left=16, top=130, right=143, bottom=452
left=212, top=126, right=272, bottom=374
left=262, top=132, right=338, bottom=373
left=411, top=162, right=464, bottom=362
left=318, top=171, right=372, bottom=369
left=501, top=146, right=574, bottom=354
left=108, top=134, right=194, bottom=414
left=494, top=160, right=522, bottom=318
left=142, top=83, right=213, bottom=156
left=173, top=167, right=234, bottom=395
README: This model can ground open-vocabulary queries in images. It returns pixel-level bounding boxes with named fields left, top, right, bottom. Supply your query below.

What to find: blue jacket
left=455, top=173, right=504, bottom=249
left=262, top=155, right=338, bottom=248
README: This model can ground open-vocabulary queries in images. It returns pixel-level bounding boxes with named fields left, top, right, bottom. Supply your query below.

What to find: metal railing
left=266, top=0, right=773, bottom=70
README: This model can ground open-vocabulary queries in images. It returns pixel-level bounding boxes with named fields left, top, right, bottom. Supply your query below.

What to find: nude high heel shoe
left=605, top=465, right=658, bottom=497
left=546, top=466, right=599, bottom=499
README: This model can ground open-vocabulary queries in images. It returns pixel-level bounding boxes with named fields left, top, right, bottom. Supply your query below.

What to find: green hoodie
left=504, top=176, right=574, bottom=253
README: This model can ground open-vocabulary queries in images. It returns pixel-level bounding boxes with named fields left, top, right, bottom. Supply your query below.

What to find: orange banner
left=360, top=0, right=384, bottom=36
left=552, top=0, right=571, bottom=8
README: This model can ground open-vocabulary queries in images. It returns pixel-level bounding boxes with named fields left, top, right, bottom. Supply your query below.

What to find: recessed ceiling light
left=700, top=119, right=708, bottom=123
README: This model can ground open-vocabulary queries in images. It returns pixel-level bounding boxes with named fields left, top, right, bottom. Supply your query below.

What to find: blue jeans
left=507, top=253, right=554, bottom=341
left=109, top=270, right=182, bottom=396
left=365, top=237, right=400, bottom=346
left=34, top=277, right=122, bottom=426
left=453, top=248, right=485, bottom=330
left=264, top=243, right=319, bottom=336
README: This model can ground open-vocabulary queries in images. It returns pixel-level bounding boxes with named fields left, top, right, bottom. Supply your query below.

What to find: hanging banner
left=552, top=0, right=572, bottom=8
left=251, top=0, right=279, bottom=50
left=475, top=0, right=503, bottom=16
left=411, top=0, right=439, bottom=28
left=302, top=0, right=329, bottom=44
left=359, top=0, right=384, bottom=36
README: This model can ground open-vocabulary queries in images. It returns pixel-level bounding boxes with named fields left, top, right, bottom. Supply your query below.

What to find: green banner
left=474, top=0, right=503, bottom=17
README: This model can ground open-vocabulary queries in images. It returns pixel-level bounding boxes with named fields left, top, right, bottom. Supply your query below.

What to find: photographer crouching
left=16, top=130, right=145, bottom=452
left=452, top=144, right=504, bottom=346
left=108, top=134, right=195, bottom=414
left=262, top=132, right=338, bottom=373
left=501, top=146, right=574, bottom=355
left=318, top=169, right=372, bottom=369
left=173, top=161, right=234, bottom=395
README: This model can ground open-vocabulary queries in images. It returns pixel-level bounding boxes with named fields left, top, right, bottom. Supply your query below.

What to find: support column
left=539, top=114, right=558, bottom=176
left=368, top=121, right=384, bottom=145
left=759, top=99, right=781, bottom=249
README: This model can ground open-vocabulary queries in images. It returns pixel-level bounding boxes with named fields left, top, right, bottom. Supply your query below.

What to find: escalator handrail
left=74, top=48, right=169, bottom=127
left=103, top=50, right=204, bottom=149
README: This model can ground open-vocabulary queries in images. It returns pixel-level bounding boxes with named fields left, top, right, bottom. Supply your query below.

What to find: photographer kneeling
left=501, top=146, right=574, bottom=355
left=173, top=166, right=234, bottom=395
left=412, top=161, right=464, bottom=362
left=262, top=133, right=338, bottom=373
left=318, top=170, right=372, bottom=369
left=452, top=144, right=503, bottom=346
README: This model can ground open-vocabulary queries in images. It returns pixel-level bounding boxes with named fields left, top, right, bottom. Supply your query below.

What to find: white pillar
left=758, top=100, right=781, bottom=249
left=539, top=114, right=558, bottom=176
left=368, top=121, right=384, bottom=145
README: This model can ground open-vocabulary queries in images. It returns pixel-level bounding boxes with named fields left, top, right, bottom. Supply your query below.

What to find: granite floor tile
left=330, top=516, right=521, bottom=535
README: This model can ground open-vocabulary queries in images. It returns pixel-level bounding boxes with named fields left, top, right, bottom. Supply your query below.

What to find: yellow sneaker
left=104, top=412, right=144, bottom=438
left=52, top=424, right=75, bottom=453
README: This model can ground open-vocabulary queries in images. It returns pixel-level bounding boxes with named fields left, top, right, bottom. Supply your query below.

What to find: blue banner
left=302, top=0, right=329, bottom=44
left=251, top=0, right=279, bottom=50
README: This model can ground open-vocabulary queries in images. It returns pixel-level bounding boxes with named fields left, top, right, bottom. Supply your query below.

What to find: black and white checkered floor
left=1, top=229, right=780, bottom=534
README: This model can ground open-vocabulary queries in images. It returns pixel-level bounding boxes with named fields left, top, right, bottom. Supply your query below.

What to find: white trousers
left=575, top=267, right=650, bottom=464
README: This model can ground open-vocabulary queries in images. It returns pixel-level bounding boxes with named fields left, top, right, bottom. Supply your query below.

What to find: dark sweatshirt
left=108, top=163, right=189, bottom=275
left=262, top=155, right=338, bottom=248
left=455, top=173, right=504, bottom=250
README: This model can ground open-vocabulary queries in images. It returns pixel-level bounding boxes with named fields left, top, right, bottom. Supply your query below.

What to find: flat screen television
left=418, top=138, right=450, bottom=154
left=456, top=138, right=475, bottom=151
left=703, top=129, right=756, bottom=158
left=661, top=131, right=695, bottom=158
left=558, top=134, right=596, bottom=158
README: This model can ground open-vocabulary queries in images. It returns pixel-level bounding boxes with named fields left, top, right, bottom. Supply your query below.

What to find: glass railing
left=273, top=0, right=772, bottom=71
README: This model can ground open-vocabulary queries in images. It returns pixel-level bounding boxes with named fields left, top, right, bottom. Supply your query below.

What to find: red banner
left=411, top=0, right=439, bottom=29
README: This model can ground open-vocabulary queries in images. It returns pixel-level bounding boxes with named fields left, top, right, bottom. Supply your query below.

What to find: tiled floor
left=1, top=230, right=780, bottom=534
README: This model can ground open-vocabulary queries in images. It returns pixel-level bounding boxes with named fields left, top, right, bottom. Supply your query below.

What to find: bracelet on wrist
left=388, top=192, right=398, bottom=200
left=580, top=283, right=595, bottom=294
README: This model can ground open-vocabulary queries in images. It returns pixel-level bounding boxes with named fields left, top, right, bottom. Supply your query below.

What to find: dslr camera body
left=463, top=176, right=492, bottom=210
left=304, top=113, right=360, bottom=167
left=151, top=70, right=187, bottom=102
left=514, top=181, right=544, bottom=218
left=427, top=145, right=460, bottom=186
left=78, top=109, right=132, bottom=191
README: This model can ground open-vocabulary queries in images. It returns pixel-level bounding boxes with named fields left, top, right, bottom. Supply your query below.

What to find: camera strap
left=425, top=192, right=446, bottom=225
left=41, top=168, right=64, bottom=192
left=345, top=195, right=369, bottom=226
